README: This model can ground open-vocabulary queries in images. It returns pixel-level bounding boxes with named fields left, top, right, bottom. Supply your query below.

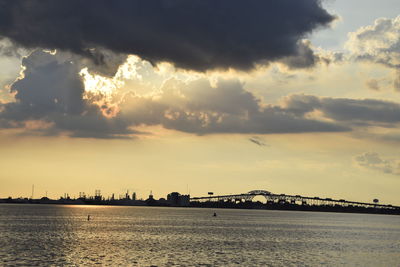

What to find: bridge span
left=190, top=190, right=400, bottom=210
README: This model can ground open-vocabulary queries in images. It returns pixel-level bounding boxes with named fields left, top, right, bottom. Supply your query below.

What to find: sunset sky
left=1, top=0, right=400, bottom=204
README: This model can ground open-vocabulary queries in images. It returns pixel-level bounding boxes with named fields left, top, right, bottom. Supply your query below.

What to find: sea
left=0, top=204, right=399, bottom=266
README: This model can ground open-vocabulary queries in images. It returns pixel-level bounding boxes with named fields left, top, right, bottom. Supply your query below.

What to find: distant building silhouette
left=167, top=192, right=190, bottom=207
left=94, top=190, right=102, bottom=201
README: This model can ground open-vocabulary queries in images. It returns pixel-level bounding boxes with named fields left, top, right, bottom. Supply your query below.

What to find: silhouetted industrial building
left=167, top=192, right=190, bottom=206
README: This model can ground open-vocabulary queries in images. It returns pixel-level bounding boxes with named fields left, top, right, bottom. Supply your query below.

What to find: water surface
left=0, top=204, right=399, bottom=266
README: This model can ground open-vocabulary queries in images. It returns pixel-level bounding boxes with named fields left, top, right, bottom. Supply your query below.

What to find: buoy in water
left=87, top=215, right=91, bottom=221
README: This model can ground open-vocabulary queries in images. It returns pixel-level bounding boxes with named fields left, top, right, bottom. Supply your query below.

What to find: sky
left=1, top=0, right=400, bottom=205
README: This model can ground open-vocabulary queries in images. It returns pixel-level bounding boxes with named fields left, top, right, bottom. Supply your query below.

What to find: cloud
left=279, top=40, right=333, bottom=69
left=347, top=16, right=400, bottom=69
left=0, top=50, right=350, bottom=138
left=248, top=136, right=268, bottom=147
left=117, top=79, right=349, bottom=135
left=366, top=79, right=380, bottom=91
left=355, top=131, right=400, bottom=144
left=5, top=50, right=400, bottom=139
left=0, top=37, right=25, bottom=58
left=345, top=16, right=400, bottom=91
left=0, top=50, right=134, bottom=139
left=75, top=49, right=128, bottom=78
left=283, top=94, right=400, bottom=126
left=355, top=152, right=400, bottom=175
left=0, top=0, right=335, bottom=71
left=394, top=71, right=400, bottom=91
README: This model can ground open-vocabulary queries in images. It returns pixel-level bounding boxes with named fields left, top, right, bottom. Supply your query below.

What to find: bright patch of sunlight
left=79, top=55, right=143, bottom=95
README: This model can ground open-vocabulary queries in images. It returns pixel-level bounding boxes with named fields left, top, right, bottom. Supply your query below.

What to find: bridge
left=190, top=190, right=400, bottom=210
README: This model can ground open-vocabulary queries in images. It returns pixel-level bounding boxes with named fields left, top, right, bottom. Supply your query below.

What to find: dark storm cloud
left=0, top=0, right=335, bottom=71
left=75, top=50, right=128, bottom=77
left=280, top=40, right=332, bottom=69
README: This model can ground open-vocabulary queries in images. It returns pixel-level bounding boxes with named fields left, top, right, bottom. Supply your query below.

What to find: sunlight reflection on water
left=0, top=204, right=399, bottom=266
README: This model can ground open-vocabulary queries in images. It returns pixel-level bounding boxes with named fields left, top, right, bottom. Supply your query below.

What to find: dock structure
left=190, top=190, right=400, bottom=210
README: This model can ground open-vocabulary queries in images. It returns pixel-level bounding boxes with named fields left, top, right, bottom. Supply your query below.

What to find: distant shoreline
left=1, top=199, right=399, bottom=216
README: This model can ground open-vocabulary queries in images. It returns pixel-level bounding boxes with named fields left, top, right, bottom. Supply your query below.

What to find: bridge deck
left=190, top=193, right=399, bottom=209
